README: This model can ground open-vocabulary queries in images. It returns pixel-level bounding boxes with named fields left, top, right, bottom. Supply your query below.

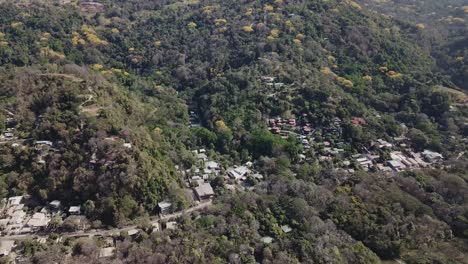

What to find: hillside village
left=0, top=106, right=448, bottom=260
left=0, top=0, right=467, bottom=262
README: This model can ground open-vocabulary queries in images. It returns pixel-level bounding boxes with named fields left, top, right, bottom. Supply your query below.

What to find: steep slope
left=356, top=0, right=468, bottom=89
left=0, top=65, right=192, bottom=226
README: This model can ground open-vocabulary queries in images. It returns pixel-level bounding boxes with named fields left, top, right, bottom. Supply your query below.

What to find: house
left=228, top=166, right=251, bottom=180
left=79, top=1, right=105, bottom=12
left=158, top=201, right=172, bottom=214
left=197, top=153, right=208, bottom=162
left=376, top=163, right=392, bottom=172
left=9, top=210, right=26, bottom=225
left=422, top=150, right=443, bottom=163
left=99, top=247, right=115, bottom=258
left=49, top=200, right=61, bottom=210
left=35, top=140, right=53, bottom=147
left=303, top=126, right=312, bottom=133
left=0, top=240, right=15, bottom=256
left=351, top=117, right=366, bottom=126
left=271, top=127, right=281, bottom=134
left=375, top=139, right=393, bottom=149
left=387, top=160, right=405, bottom=172
left=194, top=183, right=215, bottom=200
left=166, top=221, right=177, bottom=230
left=205, top=160, right=220, bottom=170
left=356, top=157, right=373, bottom=169
left=260, top=76, right=276, bottom=83
left=69, top=206, right=81, bottom=215
left=274, top=83, right=284, bottom=88
left=189, top=176, right=204, bottom=186
left=281, top=225, right=292, bottom=233
left=127, top=229, right=139, bottom=236
left=3, top=132, right=14, bottom=140
left=7, top=196, right=23, bottom=207
left=26, top=213, right=50, bottom=230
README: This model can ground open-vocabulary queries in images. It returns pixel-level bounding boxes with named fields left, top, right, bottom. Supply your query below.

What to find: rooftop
left=99, top=247, right=115, bottom=258
left=69, top=206, right=81, bottom=213
left=166, top=221, right=177, bottom=230
left=158, top=201, right=172, bottom=209
left=0, top=240, right=15, bottom=256
left=194, top=183, right=215, bottom=198
left=49, top=200, right=61, bottom=208
left=7, top=196, right=23, bottom=206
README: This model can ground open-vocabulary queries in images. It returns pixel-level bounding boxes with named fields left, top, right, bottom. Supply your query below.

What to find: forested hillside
left=0, top=0, right=466, bottom=263
left=356, top=0, right=468, bottom=90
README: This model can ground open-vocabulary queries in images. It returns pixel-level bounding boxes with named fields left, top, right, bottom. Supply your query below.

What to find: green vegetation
left=0, top=0, right=466, bottom=263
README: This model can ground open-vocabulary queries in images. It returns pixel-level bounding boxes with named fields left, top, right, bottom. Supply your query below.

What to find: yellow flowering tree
left=188, top=22, right=197, bottom=28
left=242, top=25, right=254, bottom=32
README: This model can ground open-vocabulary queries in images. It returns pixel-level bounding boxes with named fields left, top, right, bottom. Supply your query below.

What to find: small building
left=422, top=150, right=443, bottom=163
left=356, top=157, right=373, bottom=169
left=158, top=201, right=172, bottom=214
left=375, top=139, right=393, bottom=149
left=351, top=117, right=367, bottom=126
left=194, top=183, right=215, bottom=200
left=205, top=160, right=220, bottom=170
left=49, top=200, right=61, bottom=209
left=228, top=166, right=251, bottom=180
left=7, top=196, right=23, bottom=207
left=26, top=212, right=50, bottom=230
left=9, top=210, right=26, bottom=225
left=281, top=225, right=292, bottom=233
left=35, top=140, right=53, bottom=147
left=260, top=76, right=276, bottom=83
left=123, top=143, right=132, bottom=149
left=387, top=160, right=405, bottom=172
left=99, top=247, right=115, bottom=258
left=274, top=83, right=284, bottom=88
left=197, top=153, right=208, bottom=162
left=68, top=206, right=81, bottom=215
left=3, top=132, right=14, bottom=139
left=166, top=221, right=177, bottom=230
left=0, top=240, right=15, bottom=256
left=261, top=236, right=274, bottom=244
left=127, top=229, right=139, bottom=237
left=79, top=1, right=105, bottom=12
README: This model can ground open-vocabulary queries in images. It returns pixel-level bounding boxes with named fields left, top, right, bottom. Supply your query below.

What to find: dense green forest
left=0, top=0, right=466, bottom=263
left=356, top=0, right=467, bottom=89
